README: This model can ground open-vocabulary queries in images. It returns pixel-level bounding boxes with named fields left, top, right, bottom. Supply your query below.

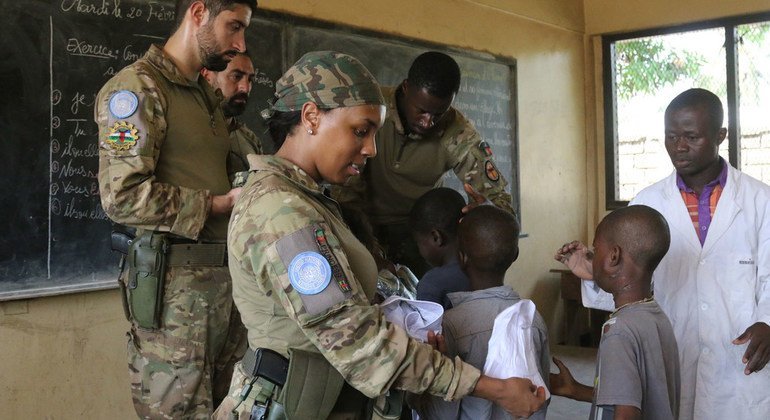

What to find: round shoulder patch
left=109, top=90, right=139, bottom=119
left=485, top=160, right=500, bottom=182
left=288, top=251, right=332, bottom=295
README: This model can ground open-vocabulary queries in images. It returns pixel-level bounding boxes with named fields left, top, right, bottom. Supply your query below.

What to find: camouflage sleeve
left=446, top=113, right=515, bottom=214
left=95, top=66, right=210, bottom=239
left=232, top=187, right=480, bottom=400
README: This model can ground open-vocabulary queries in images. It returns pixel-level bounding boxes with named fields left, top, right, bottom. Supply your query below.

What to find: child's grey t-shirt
left=590, top=300, right=680, bottom=420
left=413, top=285, right=550, bottom=420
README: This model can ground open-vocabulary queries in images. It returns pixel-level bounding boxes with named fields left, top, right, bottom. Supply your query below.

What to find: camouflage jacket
left=228, top=154, right=481, bottom=400
left=332, top=86, right=513, bottom=226
left=227, top=118, right=264, bottom=187
left=95, top=44, right=231, bottom=240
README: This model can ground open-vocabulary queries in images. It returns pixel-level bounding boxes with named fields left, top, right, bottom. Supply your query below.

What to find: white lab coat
left=583, top=165, right=770, bottom=419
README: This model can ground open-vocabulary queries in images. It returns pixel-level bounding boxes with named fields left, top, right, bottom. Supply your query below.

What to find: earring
left=307, top=128, right=314, bottom=135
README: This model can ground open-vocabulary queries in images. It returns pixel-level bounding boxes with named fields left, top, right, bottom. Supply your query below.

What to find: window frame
left=602, top=11, right=770, bottom=209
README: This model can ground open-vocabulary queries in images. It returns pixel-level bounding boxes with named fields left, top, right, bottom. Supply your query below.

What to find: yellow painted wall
left=0, top=1, right=588, bottom=417
left=585, top=0, right=770, bottom=35
left=0, top=290, right=133, bottom=418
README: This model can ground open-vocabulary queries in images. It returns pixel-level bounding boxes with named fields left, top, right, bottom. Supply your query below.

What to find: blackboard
left=0, top=0, right=179, bottom=300
left=0, top=3, right=518, bottom=300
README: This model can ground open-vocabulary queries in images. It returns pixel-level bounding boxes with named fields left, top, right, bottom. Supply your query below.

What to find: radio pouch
left=277, top=349, right=345, bottom=420
left=126, top=231, right=169, bottom=329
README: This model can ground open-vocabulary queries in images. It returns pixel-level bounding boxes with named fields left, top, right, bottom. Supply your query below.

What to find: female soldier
left=217, top=51, right=544, bottom=419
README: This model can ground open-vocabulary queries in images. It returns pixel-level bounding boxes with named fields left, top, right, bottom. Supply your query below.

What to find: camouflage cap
left=263, top=51, right=384, bottom=118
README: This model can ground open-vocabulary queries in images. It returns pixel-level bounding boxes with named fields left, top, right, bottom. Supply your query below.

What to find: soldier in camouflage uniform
left=202, top=51, right=265, bottom=188
left=95, top=1, right=256, bottom=418
left=216, top=50, right=545, bottom=420
left=332, top=51, right=514, bottom=277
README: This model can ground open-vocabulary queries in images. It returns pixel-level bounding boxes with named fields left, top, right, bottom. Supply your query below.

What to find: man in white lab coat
left=556, top=88, right=770, bottom=419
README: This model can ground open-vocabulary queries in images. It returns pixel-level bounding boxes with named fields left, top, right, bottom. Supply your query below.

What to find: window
left=603, top=13, right=770, bottom=208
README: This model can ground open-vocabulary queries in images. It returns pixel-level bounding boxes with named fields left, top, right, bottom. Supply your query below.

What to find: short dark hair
left=458, top=206, right=520, bottom=275
left=665, top=88, right=724, bottom=134
left=174, top=0, right=257, bottom=30
left=407, top=51, right=461, bottom=98
left=597, top=205, right=670, bottom=273
left=265, top=110, right=301, bottom=149
left=265, top=108, right=332, bottom=149
left=236, top=50, right=252, bottom=60
left=409, top=188, right=466, bottom=237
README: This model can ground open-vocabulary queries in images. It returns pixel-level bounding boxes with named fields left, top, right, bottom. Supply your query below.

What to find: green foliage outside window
left=614, top=38, right=704, bottom=100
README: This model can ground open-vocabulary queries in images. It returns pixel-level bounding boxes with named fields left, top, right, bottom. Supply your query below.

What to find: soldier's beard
left=222, top=93, right=249, bottom=118
left=198, top=23, right=233, bottom=72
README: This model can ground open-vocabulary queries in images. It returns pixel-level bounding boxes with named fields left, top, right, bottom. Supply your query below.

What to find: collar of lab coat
left=659, top=163, right=741, bottom=256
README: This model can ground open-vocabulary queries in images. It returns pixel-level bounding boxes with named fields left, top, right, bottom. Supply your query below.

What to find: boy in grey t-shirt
left=550, top=205, right=680, bottom=419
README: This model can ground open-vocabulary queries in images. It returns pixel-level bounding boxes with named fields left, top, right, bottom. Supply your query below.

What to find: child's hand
left=554, top=241, right=594, bottom=280
left=461, top=183, right=493, bottom=215
left=549, top=357, right=578, bottom=398
left=472, top=376, right=545, bottom=418
left=426, top=330, right=447, bottom=354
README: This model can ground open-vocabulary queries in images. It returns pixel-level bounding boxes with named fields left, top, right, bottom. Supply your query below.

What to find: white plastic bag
left=484, top=299, right=550, bottom=399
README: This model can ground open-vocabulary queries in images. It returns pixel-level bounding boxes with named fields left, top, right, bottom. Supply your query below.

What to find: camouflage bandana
left=261, top=51, right=384, bottom=119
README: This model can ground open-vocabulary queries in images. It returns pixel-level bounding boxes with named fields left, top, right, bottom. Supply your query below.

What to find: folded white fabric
left=484, top=299, right=551, bottom=399
left=380, top=295, right=444, bottom=342
left=581, top=279, right=615, bottom=312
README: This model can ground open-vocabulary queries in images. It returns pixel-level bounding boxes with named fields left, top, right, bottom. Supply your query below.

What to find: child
left=409, top=187, right=471, bottom=309
left=550, top=205, right=680, bottom=419
left=416, top=205, right=550, bottom=419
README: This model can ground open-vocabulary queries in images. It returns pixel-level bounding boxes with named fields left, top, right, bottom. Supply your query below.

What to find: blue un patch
left=108, top=90, right=139, bottom=119
left=288, top=251, right=332, bottom=295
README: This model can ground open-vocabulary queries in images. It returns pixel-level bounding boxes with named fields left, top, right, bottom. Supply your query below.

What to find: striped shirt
left=676, top=159, right=728, bottom=246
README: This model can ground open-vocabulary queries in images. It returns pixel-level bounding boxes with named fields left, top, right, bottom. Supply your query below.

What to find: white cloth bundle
left=380, top=296, right=444, bottom=342
left=484, top=299, right=550, bottom=399
left=581, top=279, right=615, bottom=312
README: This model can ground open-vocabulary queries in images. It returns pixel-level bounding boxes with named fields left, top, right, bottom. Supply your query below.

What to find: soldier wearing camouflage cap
left=332, top=51, right=514, bottom=277
left=95, top=1, right=256, bottom=418
left=216, top=50, right=545, bottom=419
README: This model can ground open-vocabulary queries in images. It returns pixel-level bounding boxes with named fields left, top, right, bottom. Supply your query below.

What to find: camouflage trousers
left=126, top=265, right=247, bottom=419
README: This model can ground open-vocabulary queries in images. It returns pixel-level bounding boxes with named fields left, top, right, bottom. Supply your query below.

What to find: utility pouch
left=370, top=391, right=403, bottom=420
left=277, top=349, right=345, bottom=420
left=126, top=231, right=169, bottom=329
